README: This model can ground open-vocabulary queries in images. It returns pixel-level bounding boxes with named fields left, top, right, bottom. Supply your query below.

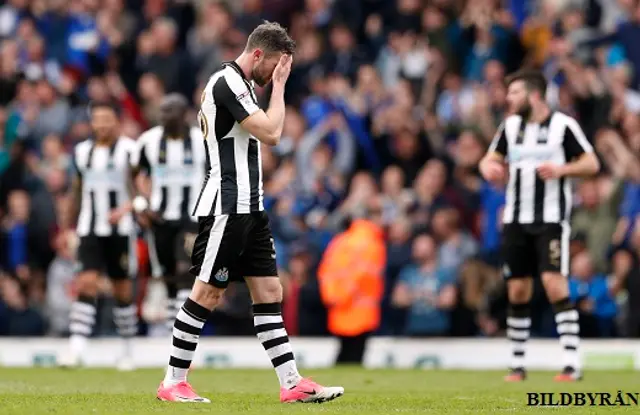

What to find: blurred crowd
left=1, top=0, right=640, bottom=341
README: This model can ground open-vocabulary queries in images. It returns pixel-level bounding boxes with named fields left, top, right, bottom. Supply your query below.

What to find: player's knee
left=190, top=280, right=224, bottom=310
left=248, top=277, right=283, bottom=304
left=507, top=279, right=532, bottom=303
left=541, top=272, right=568, bottom=301
left=111, top=279, right=132, bottom=302
left=76, top=271, right=100, bottom=297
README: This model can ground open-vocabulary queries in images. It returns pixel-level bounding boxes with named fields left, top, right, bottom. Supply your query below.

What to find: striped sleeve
left=488, top=121, right=508, bottom=156
left=213, top=71, right=260, bottom=123
left=132, top=137, right=151, bottom=173
left=562, top=116, right=593, bottom=160
left=71, top=145, right=82, bottom=179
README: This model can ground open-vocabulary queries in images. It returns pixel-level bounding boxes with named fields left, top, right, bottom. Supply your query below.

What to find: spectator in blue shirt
left=478, top=181, right=505, bottom=265
left=391, top=233, right=457, bottom=336
left=1, top=190, right=31, bottom=277
left=569, top=251, right=617, bottom=338
left=616, top=182, right=640, bottom=244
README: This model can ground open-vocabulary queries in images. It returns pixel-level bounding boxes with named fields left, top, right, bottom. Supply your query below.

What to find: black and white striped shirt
left=488, top=111, right=594, bottom=225
left=136, top=125, right=206, bottom=222
left=193, top=61, right=264, bottom=216
left=74, top=137, right=137, bottom=237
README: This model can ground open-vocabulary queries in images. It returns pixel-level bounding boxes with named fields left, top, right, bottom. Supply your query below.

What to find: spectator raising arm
left=295, top=113, right=355, bottom=192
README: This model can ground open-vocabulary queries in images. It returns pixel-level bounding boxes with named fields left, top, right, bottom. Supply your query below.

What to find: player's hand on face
left=537, top=162, right=563, bottom=180
left=272, top=54, right=292, bottom=86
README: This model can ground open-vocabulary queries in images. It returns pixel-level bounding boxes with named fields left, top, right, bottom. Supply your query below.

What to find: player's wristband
left=132, top=195, right=149, bottom=213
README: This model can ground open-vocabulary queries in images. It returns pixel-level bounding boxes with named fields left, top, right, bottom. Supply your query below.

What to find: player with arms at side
left=156, top=22, right=344, bottom=403
left=60, top=103, right=140, bottom=370
left=133, top=94, right=206, bottom=333
left=480, top=70, right=600, bottom=382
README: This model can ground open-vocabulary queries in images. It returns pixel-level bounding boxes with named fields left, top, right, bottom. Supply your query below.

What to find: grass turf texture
left=0, top=368, right=637, bottom=414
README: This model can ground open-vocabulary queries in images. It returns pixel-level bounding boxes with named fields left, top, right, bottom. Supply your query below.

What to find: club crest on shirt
left=214, top=267, right=229, bottom=282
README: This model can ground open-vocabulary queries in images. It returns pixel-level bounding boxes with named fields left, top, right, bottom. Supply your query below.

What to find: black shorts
left=77, top=235, right=134, bottom=279
left=501, top=223, right=570, bottom=278
left=147, top=220, right=199, bottom=278
left=189, top=211, right=277, bottom=289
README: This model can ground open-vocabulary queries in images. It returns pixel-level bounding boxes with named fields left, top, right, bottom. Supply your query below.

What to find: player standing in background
left=133, top=94, right=206, bottom=334
left=156, top=21, right=344, bottom=403
left=479, top=70, right=600, bottom=382
left=60, top=102, right=140, bottom=371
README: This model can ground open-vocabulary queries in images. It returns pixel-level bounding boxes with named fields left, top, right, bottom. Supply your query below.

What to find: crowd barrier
left=0, top=338, right=637, bottom=369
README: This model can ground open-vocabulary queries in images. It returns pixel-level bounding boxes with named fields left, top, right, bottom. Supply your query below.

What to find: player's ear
left=253, top=48, right=263, bottom=62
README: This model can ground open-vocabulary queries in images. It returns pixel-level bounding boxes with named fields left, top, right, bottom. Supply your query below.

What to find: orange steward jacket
left=318, top=219, right=386, bottom=336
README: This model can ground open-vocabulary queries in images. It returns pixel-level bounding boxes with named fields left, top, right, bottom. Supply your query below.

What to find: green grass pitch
left=0, top=368, right=637, bottom=414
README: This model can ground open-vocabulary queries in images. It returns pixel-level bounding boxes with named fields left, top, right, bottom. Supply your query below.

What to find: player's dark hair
left=88, top=101, right=122, bottom=118
left=246, top=21, right=296, bottom=56
left=505, top=69, right=548, bottom=99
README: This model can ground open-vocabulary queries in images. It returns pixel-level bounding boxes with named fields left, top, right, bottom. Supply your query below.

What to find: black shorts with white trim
left=501, top=222, right=570, bottom=279
left=189, top=211, right=277, bottom=289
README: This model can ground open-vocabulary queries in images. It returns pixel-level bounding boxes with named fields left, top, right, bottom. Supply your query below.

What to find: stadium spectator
left=392, top=233, right=457, bottom=336
left=455, top=258, right=502, bottom=336
left=45, top=229, right=77, bottom=336
left=1, top=189, right=31, bottom=277
left=0, top=275, right=45, bottom=336
left=569, top=251, right=617, bottom=337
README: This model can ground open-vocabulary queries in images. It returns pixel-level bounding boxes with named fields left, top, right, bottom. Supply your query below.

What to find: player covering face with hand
left=156, top=22, right=344, bottom=404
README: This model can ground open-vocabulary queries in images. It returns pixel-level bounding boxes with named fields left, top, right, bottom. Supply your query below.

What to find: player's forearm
left=264, top=83, right=286, bottom=145
left=560, top=153, right=600, bottom=178
left=70, top=179, right=82, bottom=226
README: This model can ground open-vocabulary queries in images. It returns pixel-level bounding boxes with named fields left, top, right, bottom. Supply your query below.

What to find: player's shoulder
left=138, top=126, right=164, bottom=144
left=73, top=139, right=93, bottom=156
left=503, top=114, right=523, bottom=126
left=551, top=111, right=578, bottom=125
left=216, top=65, right=248, bottom=92
left=118, top=135, right=138, bottom=150
left=205, top=64, right=238, bottom=88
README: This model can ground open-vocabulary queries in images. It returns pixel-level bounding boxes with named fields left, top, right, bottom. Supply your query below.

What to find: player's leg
left=60, top=236, right=101, bottom=367
left=243, top=212, right=343, bottom=403
left=173, top=223, right=198, bottom=322
left=158, top=279, right=224, bottom=401
left=147, top=222, right=182, bottom=332
left=501, top=224, right=535, bottom=382
left=538, top=223, right=582, bottom=381
left=157, top=214, right=240, bottom=403
left=106, top=235, right=139, bottom=371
